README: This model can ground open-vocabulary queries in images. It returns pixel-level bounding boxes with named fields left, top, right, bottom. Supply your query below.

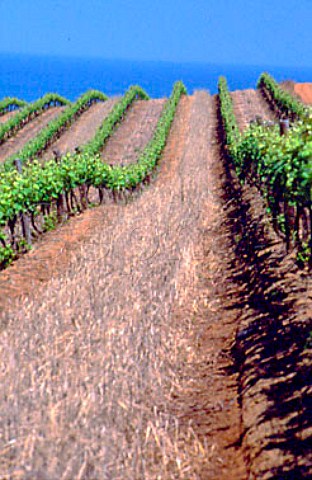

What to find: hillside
left=0, top=76, right=311, bottom=480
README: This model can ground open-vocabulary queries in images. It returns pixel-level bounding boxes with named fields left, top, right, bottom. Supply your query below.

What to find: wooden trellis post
left=279, top=118, right=289, bottom=136
left=53, top=149, right=66, bottom=221
left=14, top=158, right=32, bottom=246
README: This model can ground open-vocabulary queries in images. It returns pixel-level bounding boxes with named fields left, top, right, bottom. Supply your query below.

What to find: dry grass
left=0, top=275, right=210, bottom=479
left=0, top=93, right=220, bottom=479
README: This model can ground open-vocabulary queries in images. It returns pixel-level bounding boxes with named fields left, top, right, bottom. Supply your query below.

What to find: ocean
left=1, top=53, right=312, bottom=102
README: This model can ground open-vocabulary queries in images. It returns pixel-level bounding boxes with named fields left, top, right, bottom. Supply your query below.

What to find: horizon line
left=1, top=51, right=312, bottom=71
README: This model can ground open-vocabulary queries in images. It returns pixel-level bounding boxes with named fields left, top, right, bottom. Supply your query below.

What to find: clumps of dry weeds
left=0, top=92, right=215, bottom=479
left=0, top=249, right=212, bottom=479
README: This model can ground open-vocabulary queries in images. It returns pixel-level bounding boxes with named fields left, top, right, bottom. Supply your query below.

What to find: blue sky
left=1, top=0, right=311, bottom=67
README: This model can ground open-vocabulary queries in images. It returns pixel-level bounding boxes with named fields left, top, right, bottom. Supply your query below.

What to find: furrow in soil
left=224, top=90, right=312, bottom=479
left=0, top=110, right=19, bottom=124
left=101, top=99, right=166, bottom=165
left=0, top=92, right=247, bottom=479
left=231, top=89, right=276, bottom=131
left=41, top=99, right=119, bottom=161
left=0, top=106, right=65, bottom=162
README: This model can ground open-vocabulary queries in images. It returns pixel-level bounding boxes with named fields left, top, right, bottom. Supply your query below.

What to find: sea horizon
left=1, top=52, right=311, bottom=101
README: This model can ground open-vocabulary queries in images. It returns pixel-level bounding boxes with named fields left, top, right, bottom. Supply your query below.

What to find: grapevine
left=0, top=93, right=70, bottom=145
left=0, top=82, right=186, bottom=267
left=0, top=97, right=28, bottom=115
left=257, top=72, right=310, bottom=121
left=4, top=90, right=108, bottom=167
left=219, top=75, right=312, bottom=264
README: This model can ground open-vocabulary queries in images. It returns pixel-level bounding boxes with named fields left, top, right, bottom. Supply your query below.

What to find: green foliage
left=218, top=77, right=240, bottom=157
left=218, top=75, right=312, bottom=263
left=4, top=90, right=108, bottom=167
left=235, top=114, right=312, bottom=211
left=43, top=212, right=58, bottom=231
left=0, top=97, right=28, bottom=115
left=257, top=72, right=309, bottom=120
left=0, top=241, right=15, bottom=268
left=0, top=82, right=186, bottom=266
left=0, top=93, right=70, bottom=145
left=81, top=85, right=150, bottom=156
left=102, top=81, right=186, bottom=190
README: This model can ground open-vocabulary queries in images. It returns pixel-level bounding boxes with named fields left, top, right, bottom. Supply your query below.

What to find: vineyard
left=0, top=74, right=311, bottom=479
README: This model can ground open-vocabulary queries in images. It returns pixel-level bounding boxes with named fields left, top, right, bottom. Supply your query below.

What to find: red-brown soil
left=231, top=89, right=276, bottom=130
left=281, top=81, right=312, bottom=106
left=0, top=106, right=65, bottom=162
left=41, top=99, right=118, bottom=160
left=0, top=88, right=311, bottom=480
left=224, top=175, right=312, bottom=480
left=101, top=99, right=165, bottom=165
left=294, top=82, right=312, bottom=105
left=0, top=92, right=247, bottom=479
left=0, top=110, right=18, bottom=124
left=220, top=92, right=312, bottom=479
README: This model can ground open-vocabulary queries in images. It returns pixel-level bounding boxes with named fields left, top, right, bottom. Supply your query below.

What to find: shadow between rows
left=215, top=96, right=312, bottom=479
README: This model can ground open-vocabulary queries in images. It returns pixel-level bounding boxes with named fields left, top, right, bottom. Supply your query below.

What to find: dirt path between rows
left=220, top=92, right=312, bottom=479
left=0, top=92, right=247, bottom=479
left=1, top=88, right=310, bottom=479
left=41, top=99, right=118, bottom=161
left=0, top=98, right=165, bottom=312
left=101, top=99, right=165, bottom=165
left=231, top=89, right=276, bottom=131
left=223, top=167, right=312, bottom=480
left=0, top=111, right=18, bottom=124
left=0, top=107, right=65, bottom=162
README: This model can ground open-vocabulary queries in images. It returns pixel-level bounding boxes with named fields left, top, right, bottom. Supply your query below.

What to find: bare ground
left=222, top=167, right=312, bottom=480
left=0, top=92, right=247, bottom=479
left=280, top=81, right=312, bottom=107
left=0, top=107, right=65, bottom=163
left=294, top=83, right=312, bottom=105
left=0, top=88, right=311, bottom=480
left=231, top=89, right=276, bottom=131
left=280, top=80, right=298, bottom=97
left=0, top=111, right=19, bottom=124
left=100, top=99, right=165, bottom=165
left=0, top=98, right=166, bottom=310
left=218, top=95, right=312, bottom=479
left=41, top=100, right=119, bottom=161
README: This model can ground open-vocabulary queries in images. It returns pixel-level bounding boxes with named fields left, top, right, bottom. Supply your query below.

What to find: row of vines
left=0, top=97, right=28, bottom=116
left=4, top=90, right=108, bottom=168
left=0, top=81, right=186, bottom=267
left=0, top=93, right=70, bottom=145
left=219, top=75, right=312, bottom=265
left=0, top=72, right=309, bottom=267
left=258, top=72, right=309, bottom=121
